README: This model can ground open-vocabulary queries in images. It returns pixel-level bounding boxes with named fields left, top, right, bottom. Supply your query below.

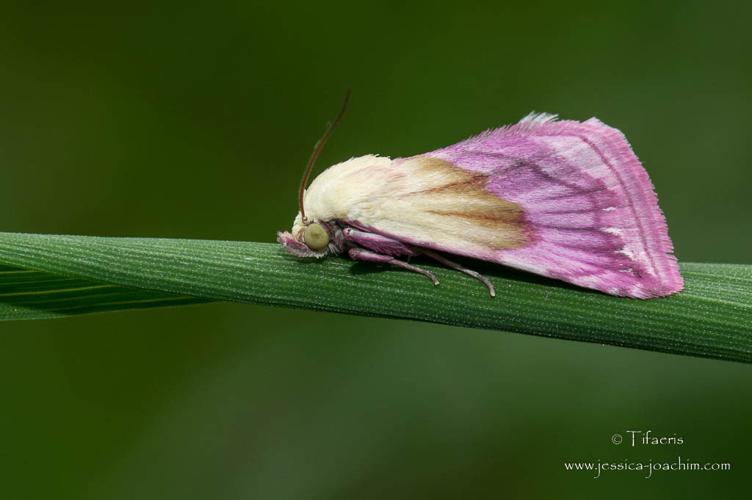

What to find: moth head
left=279, top=91, right=350, bottom=259
left=277, top=215, right=332, bottom=258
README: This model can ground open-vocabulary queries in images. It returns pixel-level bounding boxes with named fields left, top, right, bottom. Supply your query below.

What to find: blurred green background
left=0, top=1, right=750, bottom=498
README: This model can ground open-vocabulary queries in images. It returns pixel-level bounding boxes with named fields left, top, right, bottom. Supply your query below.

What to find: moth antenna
left=298, top=89, right=351, bottom=223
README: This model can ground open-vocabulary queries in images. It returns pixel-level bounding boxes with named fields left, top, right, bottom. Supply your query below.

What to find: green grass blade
left=0, top=263, right=210, bottom=320
left=0, top=232, right=749, bottom=363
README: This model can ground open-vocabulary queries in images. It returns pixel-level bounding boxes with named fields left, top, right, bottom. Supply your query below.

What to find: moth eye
left=303, top=223, right=329, bottom=251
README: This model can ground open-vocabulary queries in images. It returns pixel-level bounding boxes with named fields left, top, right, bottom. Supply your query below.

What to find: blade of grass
left=0, top=232, right=749, bottom=363
left=0, top=263, right=210, bottom=320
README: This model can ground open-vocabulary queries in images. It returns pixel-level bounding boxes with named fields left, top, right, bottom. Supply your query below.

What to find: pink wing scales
left=426, top=114, right=683, bottom=298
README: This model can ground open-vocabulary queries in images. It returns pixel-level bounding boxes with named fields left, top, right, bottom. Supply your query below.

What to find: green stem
left=0, top=232, right=750, bottom=363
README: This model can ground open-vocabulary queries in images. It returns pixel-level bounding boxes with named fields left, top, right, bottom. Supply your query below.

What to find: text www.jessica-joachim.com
left=564, top=457, right=731, bottom=479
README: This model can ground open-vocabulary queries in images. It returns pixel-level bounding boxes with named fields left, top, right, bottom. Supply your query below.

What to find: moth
left=278, top=93, right=683, bottom=299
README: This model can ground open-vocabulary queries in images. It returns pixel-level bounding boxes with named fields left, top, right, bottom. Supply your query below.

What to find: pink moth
left=278, top=94, right=683, bottom=299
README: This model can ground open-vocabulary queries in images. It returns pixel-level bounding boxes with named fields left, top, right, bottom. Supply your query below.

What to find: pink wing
left=424, top=113, right=683, bottom=298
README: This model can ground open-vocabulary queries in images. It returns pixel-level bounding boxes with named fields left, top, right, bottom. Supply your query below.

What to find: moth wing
left=348, top=114, right=683, bottom=298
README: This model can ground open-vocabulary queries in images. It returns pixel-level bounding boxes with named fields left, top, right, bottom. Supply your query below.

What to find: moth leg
left=348, top=248, right=439, bottom=286
left=342, top=228, right=416, bottom=257
left=419, top=249, right=496, bottom=297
